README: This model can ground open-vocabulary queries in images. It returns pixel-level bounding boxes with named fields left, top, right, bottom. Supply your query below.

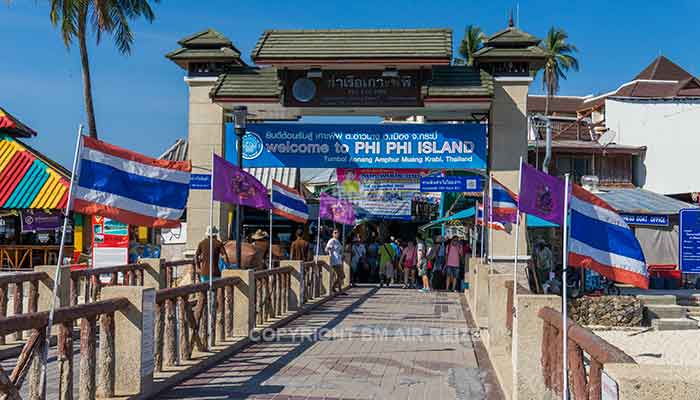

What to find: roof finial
left=508, top=9, right=514, bottom=27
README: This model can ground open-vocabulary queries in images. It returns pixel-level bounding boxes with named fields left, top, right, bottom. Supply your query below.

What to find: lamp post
left=233, top=106, right=247, bottom=268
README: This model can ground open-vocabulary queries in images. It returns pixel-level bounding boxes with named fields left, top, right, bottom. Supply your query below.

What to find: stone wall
left=568, top=296, right=643, bottom=327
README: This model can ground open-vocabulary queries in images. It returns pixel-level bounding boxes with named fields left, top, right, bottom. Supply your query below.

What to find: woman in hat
left=251, top=229, right=270, bottom=270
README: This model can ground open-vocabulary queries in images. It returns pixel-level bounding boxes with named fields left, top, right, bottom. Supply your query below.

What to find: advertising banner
left=337, top=168, right=427, bottom=221
left=680, top=209, right=700, bottom=273
left=20, top=210, right=63, bottom=233
left=92, top=215, right=129, bottom=268
left=225, top=123, right=487, bottom=170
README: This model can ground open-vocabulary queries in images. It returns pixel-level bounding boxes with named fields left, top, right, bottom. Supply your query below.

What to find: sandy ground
left=595, top=328, right=700, bottom=367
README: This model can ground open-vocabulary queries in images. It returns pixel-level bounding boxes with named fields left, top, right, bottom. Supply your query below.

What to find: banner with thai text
left=225, top=123, right=487, bottom=170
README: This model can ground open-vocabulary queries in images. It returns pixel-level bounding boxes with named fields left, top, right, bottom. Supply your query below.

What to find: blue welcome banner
left=225, top=123, right=487, bottom=170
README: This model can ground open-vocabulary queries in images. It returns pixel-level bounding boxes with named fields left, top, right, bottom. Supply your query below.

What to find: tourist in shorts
left=378, top=238, right=396, bottom=287
left=399, top=240, right=417, bottom=289
left=417, top=246, right=430, bottom=292
left=445, top=236, right=463, bottom=292
left=325, top=229, right=345, bottom=294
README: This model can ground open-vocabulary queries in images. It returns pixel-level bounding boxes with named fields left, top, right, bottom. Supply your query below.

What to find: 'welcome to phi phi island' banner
left=224, top=123, right=487, bottom=170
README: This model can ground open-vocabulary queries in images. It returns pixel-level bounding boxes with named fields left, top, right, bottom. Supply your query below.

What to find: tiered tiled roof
left=166, top=29, right=246, bottom=69
left=422, top=66, right=493, bottom=99
left=209, top=67, right=281, bottom=100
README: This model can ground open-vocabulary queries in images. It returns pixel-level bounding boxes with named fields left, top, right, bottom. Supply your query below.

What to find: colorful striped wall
left=0, top=135, right=69, bottom=209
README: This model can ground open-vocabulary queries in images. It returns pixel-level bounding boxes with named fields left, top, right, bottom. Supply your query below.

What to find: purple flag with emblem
left=518, top=162, right=566, bottom=225
left=212, top=154, right=272, bottom=210
left=319, top=193, right=355, bottom=225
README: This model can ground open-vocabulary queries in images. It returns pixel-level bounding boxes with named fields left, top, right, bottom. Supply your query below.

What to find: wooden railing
left=254, top=267, right=292, bottom=327
left=162, top=259, right=193, bottom=288
left=0, top=271, right=47, bottom=345
left=539, top=306, right=636, bottom=400
left=0, top=297, right=130, bottom=399
left=302, top=261, right=321, bottom=303
left=69, top=263, right=145, bottom=306
left=153, top=276, right=241, bottom=372
left=0, top=245, right=74, bottom=270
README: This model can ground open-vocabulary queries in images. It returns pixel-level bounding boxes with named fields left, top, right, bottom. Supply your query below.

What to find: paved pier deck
left=162, top=286, right=502, bottom=400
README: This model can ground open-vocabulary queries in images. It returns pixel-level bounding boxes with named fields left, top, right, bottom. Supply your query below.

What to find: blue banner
left=225, top=123, right=487, bottom=169
left=189, top=174, right=211, bottom=190
left=620, top=213, right=669, bottom=227
left=680, top=209, right=700, bottom=273
left=420, top=176, right=483, bottom=193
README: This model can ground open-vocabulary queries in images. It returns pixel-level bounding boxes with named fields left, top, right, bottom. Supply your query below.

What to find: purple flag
left=212, top=154, right=272, bottom=210
left=518, top=162, right=566, bottom=225
left=319, top=193, right=356, bottom=225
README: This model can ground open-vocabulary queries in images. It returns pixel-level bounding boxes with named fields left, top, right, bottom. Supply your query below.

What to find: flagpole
left=488, top=174, right=494, bottom=269
left=269, top=209, right=273, bottom=270
left=513, top=157, right=523, bottom=291
left=41, top=124, right=84, bottom=395
left=315, top=209, right=322, bottom=259
left=208, top=150, right=214, bottom=349
left=480, top=186, right=486, bottom=262
left=562, top=173, right=571, bottom=400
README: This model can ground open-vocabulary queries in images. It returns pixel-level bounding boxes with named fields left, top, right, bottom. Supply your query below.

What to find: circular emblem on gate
left=292, top=77, right=316, bottom=103
left=240, top=131, right=264, bottom=160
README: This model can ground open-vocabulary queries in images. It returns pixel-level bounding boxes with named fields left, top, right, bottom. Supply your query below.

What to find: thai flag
left=271, top=180, right=309, bottom=223
left=568, top=184, right=649, bottom=289
left=73, top=136, right=191, bottom=228
left=491, top=178, right=518, bottom=224
left=476, top=202, right=505, bottom=231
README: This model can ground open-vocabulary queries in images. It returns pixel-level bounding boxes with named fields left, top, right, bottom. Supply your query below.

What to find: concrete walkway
left=162, top=286, right=502, bottom=400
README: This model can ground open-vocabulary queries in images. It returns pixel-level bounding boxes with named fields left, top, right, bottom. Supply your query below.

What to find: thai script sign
left=225, top=123, right=487, bottom=170
left=189, top=174, right=211, bottom=190
left=680, top=208, right=700, bottom=273
left=20, top=210, right=63, bottom=233
left=620, top=213, right=669, bottom=227
left=283, top=69, right=424, bottom=107
left=420, top=176, right=483, bottom=193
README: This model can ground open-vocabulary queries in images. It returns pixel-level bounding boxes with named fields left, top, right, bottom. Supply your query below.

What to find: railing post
left=97, top=312, right=115, bottom=398
left=140, top=258, right=166, bottom=290
left=315, top=256, right=332, bottom=297
left=57, top=322, right=73, bottom=400
left=13, top=282, right=24, bottom=341
left=101, top=286, right=156, bottom=396
left=35, top=265, right=71, bottom=311
left=163, top=298, right=177, bottom=366
left=281, top=261, right=302, bottom=311
left=0, top=283, right=7, bottom=345
left=178, top=296, right=191, bottom=360
left=154, top=302, right=164, bottom=372
left=222, top=269, right=255, bottom=337
left=224, top=285, right=234, bottom=337
left=216, top=287, right=225, bottom=343
left=79, top=316, right=97, bottom=400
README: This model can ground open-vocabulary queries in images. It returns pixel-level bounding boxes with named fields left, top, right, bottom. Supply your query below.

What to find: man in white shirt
left=325, top=229, right=345, bottom=294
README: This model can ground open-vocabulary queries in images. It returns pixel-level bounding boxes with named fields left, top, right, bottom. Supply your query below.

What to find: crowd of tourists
left=346, top=233, right=471, bottom=292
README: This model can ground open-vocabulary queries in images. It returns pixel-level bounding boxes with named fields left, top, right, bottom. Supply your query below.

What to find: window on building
left=598, top=155, right=632, bottom=185
left=554, top=154, right=591, bottom=183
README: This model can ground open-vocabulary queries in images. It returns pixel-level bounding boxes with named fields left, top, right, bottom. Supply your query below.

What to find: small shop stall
left=597, top=188, right=696, bottom=289
left=0, top=107, right=82, bottom=269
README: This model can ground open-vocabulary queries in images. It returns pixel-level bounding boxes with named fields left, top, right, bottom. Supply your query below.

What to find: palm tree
left=539, top=27, right=579, bottom=115
left=49, top=0, right=160, bottom=138
left=458, top=25, right=485, bottom=67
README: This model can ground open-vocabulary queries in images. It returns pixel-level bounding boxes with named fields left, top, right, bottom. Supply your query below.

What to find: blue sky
left=2, top=0, right=700, bottom=168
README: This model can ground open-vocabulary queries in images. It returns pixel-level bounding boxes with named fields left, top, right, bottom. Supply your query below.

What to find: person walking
left=366, top=239, right=380, bottom=283
left=534, top=239, right=554, bottom=293
left=195, top=226, right=226, bottom=283
left=417, top=245, right=430, bottom=292
left=378, top=238, right=396, bottom=287
left=390, top=237, right=402, bottom=285
left=290, top=228, right=310, bottom=261
left=350, top=237, right=366, bottom=286
left=399, top=240, right=417, bottom=289
left=325, top=229, right=345, bottom=294
left=445, top=236, right=463, bottom=292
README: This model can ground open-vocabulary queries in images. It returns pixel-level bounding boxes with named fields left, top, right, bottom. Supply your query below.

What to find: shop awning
left=420, top=207, right=476, bottom=231
left=0, top=107, right=37, bottom=138
left=527, top=214, right=559, bottom=228
left=0, top=135, right=69, bottom=209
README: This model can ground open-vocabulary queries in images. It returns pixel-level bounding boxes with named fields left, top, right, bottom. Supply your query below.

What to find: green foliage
left=539, top=27, right=579, bottom=104
left=458, top=25, right=485, bottom=67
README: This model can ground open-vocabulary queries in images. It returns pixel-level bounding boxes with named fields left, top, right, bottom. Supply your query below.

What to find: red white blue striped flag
left=73, top=136, right=191, bottom=228
left=271, top=180, right=309, bottom=223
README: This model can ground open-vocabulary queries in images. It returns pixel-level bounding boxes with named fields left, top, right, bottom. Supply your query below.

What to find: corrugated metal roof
left=0, top=135, right=69, bottom=209
left=159, top=139, right=298, bottom=190
left=597, top=188, right=695, bottom=215
left=251, top=29, right=453, bottom=61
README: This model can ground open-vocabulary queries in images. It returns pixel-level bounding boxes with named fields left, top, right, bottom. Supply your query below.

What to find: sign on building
left=620, top=213, right=669, bottom=227
left=282, top=69, right=425, bottom=107
left=680, top=208, right=700, bottom=273
left=92, top=216, right=129, bottom=268
left=189, top=174, right=211, bottom=190
left=420, top=175, right=483, bottom=193
left=226, top=123, right=487, bottom=170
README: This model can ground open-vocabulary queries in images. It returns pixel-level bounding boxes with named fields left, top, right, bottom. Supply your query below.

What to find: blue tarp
left=527, top=213, right=559, bottom=228
left=429, top=207, right=476, bottom=225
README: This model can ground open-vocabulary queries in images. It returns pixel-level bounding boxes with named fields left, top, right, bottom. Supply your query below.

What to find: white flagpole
left=488, top=174, right=494, bottom=269
left=315, top=208, right=322, bottom=259
left=269, top=209, right=273, bottom=270
left=480, top=186, right=486, bottom=261
left=513, top=157, right=523, bottom=290
left=562, top=173, right=571, bottom=400
left=208, top=150, right=215, bottom=349
left=41, top=124, right=84, bottom=395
